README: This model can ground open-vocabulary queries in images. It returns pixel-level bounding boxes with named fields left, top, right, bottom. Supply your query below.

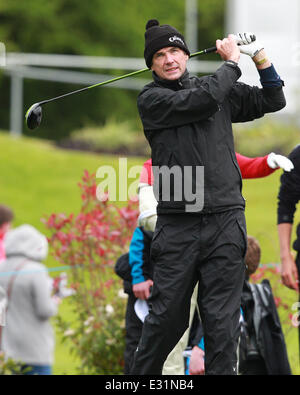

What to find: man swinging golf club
left=24, top=28, right=255, bottom=129
left=130, top=20, right=286, bottom=375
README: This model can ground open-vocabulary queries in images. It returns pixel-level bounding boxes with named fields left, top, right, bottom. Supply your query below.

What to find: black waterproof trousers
left=131, top=209, right=247, bottom=375
left=124, top=294, right=143, bottom=374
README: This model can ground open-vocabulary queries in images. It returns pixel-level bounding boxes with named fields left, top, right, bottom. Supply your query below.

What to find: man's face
left=151, top=47, right=189, bottom=81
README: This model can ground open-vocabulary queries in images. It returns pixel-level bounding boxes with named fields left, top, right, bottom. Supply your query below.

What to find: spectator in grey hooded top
left=0, top=224, right=58, bottom=375
left=0, top=285, right=7, bottom=327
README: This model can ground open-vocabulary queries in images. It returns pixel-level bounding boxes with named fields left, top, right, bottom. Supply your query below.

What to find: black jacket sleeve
left=277, top=145, right=300, bottom=224
left=138, top=63, right=241, bottom=130
left=229, top=84, right=286, bottom=123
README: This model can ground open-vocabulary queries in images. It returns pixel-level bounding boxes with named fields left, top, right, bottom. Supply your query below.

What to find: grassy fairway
left=0, top=132, right=143, bottom=236
left=243, top=171, right=298, bottom=264
left=0, top=131, right=299, bottom=374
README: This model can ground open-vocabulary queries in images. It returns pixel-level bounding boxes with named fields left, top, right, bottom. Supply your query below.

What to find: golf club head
left=25, top=103, right=42, bottom=130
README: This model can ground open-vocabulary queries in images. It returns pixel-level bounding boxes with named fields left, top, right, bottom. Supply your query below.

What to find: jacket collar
left=152, top=69, right=190, bottom=90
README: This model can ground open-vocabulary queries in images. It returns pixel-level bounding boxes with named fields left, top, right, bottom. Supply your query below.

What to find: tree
left=0, top=0, right=225, bottom=139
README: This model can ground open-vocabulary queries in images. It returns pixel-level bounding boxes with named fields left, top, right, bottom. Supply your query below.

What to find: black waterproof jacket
left=137, top=62, right=286, bottom=214
left=278, top=144, right=300, bottom=226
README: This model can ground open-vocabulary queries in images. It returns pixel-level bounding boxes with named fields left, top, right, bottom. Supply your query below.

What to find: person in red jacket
left=137, top=152, right=293, bottom=375
left=140, top=152, right=293, bottom=186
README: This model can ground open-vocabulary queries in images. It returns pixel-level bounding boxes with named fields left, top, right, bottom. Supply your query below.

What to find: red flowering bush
left=43, top=170, right=138, bottom=374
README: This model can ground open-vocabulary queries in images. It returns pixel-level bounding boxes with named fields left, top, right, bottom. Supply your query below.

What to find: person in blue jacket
left=115, top=226, right=153, bottom=374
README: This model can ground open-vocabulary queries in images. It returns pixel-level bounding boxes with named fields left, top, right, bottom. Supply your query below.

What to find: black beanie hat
left=144, top=19, right=190, bottom=68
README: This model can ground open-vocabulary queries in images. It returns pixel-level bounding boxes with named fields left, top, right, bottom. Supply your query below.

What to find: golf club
left=25, top=36, right=256, bottom=130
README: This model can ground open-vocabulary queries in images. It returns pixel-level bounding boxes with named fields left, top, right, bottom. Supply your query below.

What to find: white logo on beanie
left=169, top=36, right=185, bottom=45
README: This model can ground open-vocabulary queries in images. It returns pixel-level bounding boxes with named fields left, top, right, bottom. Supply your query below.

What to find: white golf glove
left=234, top=32, right=264, bottom=58
left=267, top=152, right=294, bottom=172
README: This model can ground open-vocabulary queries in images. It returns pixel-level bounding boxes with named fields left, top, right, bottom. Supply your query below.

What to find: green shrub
left=59, top=119, right=150, bottom=157
left=233, top=120, right=300, bottom=157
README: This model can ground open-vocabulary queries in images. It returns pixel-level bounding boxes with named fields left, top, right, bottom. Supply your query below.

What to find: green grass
left=243, top=173, right=300, bottom=264
left=52, top=302, right=80, bottom=375
left=0, top=131, right=299, bottom=374
left=0, top=131, right=143, bottom=232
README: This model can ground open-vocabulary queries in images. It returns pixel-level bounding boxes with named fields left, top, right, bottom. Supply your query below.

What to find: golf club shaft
left=190, top=46, right=216, bottom=57
left=38, top=47, right=217, bottom=106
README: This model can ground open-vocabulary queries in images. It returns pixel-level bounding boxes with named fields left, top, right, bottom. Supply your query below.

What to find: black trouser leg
left=124, top=294, right=143, bottom=374
left=130, top=210, right=246, bottom=375
left=196, top=210, right=246, bottom=375
left=197, top=245, right=245, bottom=374
left=131, top=215, right=200, bottom=375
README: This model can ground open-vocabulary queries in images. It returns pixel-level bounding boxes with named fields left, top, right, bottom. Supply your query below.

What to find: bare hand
left=132, top=279, right=153, bottom=300
left=281, top=253, right=299, bottom=291
left=216, top=34, right=240, bottom=63
left=189, top=346, right=205, bottom=375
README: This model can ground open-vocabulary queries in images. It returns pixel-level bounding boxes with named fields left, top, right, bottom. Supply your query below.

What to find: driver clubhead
left=25, top=103, right=42, bottom=130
